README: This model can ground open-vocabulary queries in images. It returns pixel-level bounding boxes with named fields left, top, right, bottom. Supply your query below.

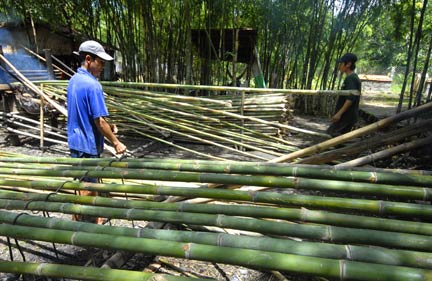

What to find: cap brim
left=96, top=52, right=114, bottom=61
left=73, top=51, right=80, bottom=56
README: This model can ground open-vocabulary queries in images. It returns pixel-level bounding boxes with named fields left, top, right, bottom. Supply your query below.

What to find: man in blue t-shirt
left=67, top=40, right=126, bottom=223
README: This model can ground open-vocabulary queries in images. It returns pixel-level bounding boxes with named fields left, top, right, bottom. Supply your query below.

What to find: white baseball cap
left=73, top=40, right=113, bottom=61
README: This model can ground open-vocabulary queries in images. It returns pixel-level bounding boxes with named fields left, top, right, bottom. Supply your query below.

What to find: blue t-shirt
left=67, top=68, right=109, bottom=155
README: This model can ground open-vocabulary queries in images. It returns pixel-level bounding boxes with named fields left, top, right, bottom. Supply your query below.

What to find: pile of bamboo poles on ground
left=1, top=155, right=432, bottom=280
left=3, top=77, right=430, bottom=165
left=270, top=101, right=432, bottom=166
left=0, top=111, right=67, bottom=147
left=34, top=81, right=327, bottom=161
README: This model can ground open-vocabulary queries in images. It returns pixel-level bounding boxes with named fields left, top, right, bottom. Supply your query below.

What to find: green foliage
left=0, top=0, right=430, bottom=100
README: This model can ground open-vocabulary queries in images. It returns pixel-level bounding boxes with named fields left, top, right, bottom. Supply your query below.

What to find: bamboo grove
left=3, top=0, right=432, bottom=107
left=1, top=155, right=432, bottom=280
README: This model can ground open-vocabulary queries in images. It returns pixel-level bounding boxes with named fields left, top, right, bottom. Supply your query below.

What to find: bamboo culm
left=1, top=210, right=432, bottom=270
left=2, top=197, right=432, bottom=251
left=1, top=156, right=430, bottom=187
left=0, top=260, right=198, bottom=281
left=0, top=187, right=431, bottom=236
left=0, top=165, right=430, bottom=201
left=1, top=223, right=431, bottom=281
left=0, top=176, right=431, bottom=219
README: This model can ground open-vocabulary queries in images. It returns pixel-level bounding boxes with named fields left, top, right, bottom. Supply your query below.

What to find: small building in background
left=0, top=21, right=115, bottom=81
left=358, top=74, right=393, bottom=93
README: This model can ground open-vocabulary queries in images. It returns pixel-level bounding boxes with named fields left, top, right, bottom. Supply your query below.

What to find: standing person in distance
left=326, top=53, right=362, bottom=137
left=67, top=40, right=126, bottom=223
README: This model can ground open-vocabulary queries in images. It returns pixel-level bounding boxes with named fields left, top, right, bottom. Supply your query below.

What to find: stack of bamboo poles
left=36, top=81, right=317, bottom=161
left=0, top=111, right=67, bottom=146
left=3, top=77, right=430, bottom=165
left=269, top=101, right=432, bottom=166
left=1, top=155, right=432, bottom=280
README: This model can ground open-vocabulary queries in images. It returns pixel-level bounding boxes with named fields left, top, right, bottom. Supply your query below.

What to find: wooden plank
left=0, top=84, right=11, bottom=91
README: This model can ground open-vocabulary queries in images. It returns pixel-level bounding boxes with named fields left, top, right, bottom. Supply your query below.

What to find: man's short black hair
left=79, top=52, right=97, bottom=64
left=337, top=53, right=357, bottom=70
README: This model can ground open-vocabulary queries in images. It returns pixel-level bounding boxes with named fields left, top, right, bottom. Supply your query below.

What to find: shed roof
left=358, top=74, right=392, bottom=83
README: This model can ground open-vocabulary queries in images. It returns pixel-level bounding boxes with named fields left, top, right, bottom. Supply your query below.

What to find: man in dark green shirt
left=327, top=53, right=361, bottom=137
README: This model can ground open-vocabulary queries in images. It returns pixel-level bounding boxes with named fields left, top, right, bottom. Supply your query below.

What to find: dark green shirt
left=334, top=72, right=361, bottom=124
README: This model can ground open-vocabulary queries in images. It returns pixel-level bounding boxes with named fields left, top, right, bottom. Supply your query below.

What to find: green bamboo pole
left=103, top=86, right=324, bottom=137
left=0, top=187, right=431, bottom=236
left=0, top=165, right=430, bottom=200
left=2, top=210, right=432, bottom=270
left=0, top=260, right=198, bottom=281
left=117, top=113, right=273, bottom=160
left=149, top=109, right=295, bottom=152
left=38, top=80, right=360, bottom=96
left=1, top=223, right=431, bottom=281
left=124, top=126, right=228, bottom=161
left=108, top=100, right=283, bottom=158
left=100, top=81, right=361, bottom=96
left=104, top=85, right=232, bottom=107
left=1, top=176, right=430, bottom=218
left=2, top=156, right=429, bottom=187
left=2, top=196, right=432, bottom=251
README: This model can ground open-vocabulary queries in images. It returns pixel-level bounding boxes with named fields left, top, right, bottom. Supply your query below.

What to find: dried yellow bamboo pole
left=269, top=102, right=432, bottom=163
left=102, top=81, right=360, bottom=96
left=336, top=134, right=432, bottom=168
left=0, top=54, right=67, bottom=116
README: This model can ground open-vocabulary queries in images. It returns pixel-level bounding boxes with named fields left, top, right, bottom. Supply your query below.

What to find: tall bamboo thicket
left=2, top=1, right=432, bottom=112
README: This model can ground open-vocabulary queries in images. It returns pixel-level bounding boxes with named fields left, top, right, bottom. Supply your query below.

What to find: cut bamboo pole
left=2, top=223, right=431, bottom=281
left=337, top=134, right=432, bottom=168
left=101, top=81, right=361, bottom=97
left=1, top=156, right=431, bottom=186
left=269, top=101, right=432, bottom=163
left=0, top=260, right=203, bottom=281
left=1, top=188, right=432, bottom=236
left=3, top=198, right=432, bottom=252
left=1, top=165, right=431, bottom=200
left=0, top=54, right=67, bottom=116
left=299, top=118, right=432, bottom=164
left=3, top=209, right=432, bottom=270
left=39, top=87, right=44, bottom=148
left=0, top=176, right=429, bottom=218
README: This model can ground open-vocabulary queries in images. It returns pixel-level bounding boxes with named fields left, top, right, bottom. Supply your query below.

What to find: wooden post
left=43, top=49, right=55, bottom=80
left=240, top=91, right=245, bottom=151
left=0, top=45, right=20, bottom=146
left=40, top=85, right=44, bottom=148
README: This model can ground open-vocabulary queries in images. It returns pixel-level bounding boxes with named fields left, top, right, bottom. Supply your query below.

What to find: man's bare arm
left=94, top=117, right=127, bottom=154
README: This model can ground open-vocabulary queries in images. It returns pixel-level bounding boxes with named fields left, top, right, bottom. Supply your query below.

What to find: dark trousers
left=70, top=149, right=105, bottom=224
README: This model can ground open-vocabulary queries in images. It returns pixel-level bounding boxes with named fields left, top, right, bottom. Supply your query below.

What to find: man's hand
left=113, top=141, right=127, bottom=154
left=331, top=113, right=342, bottom=123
